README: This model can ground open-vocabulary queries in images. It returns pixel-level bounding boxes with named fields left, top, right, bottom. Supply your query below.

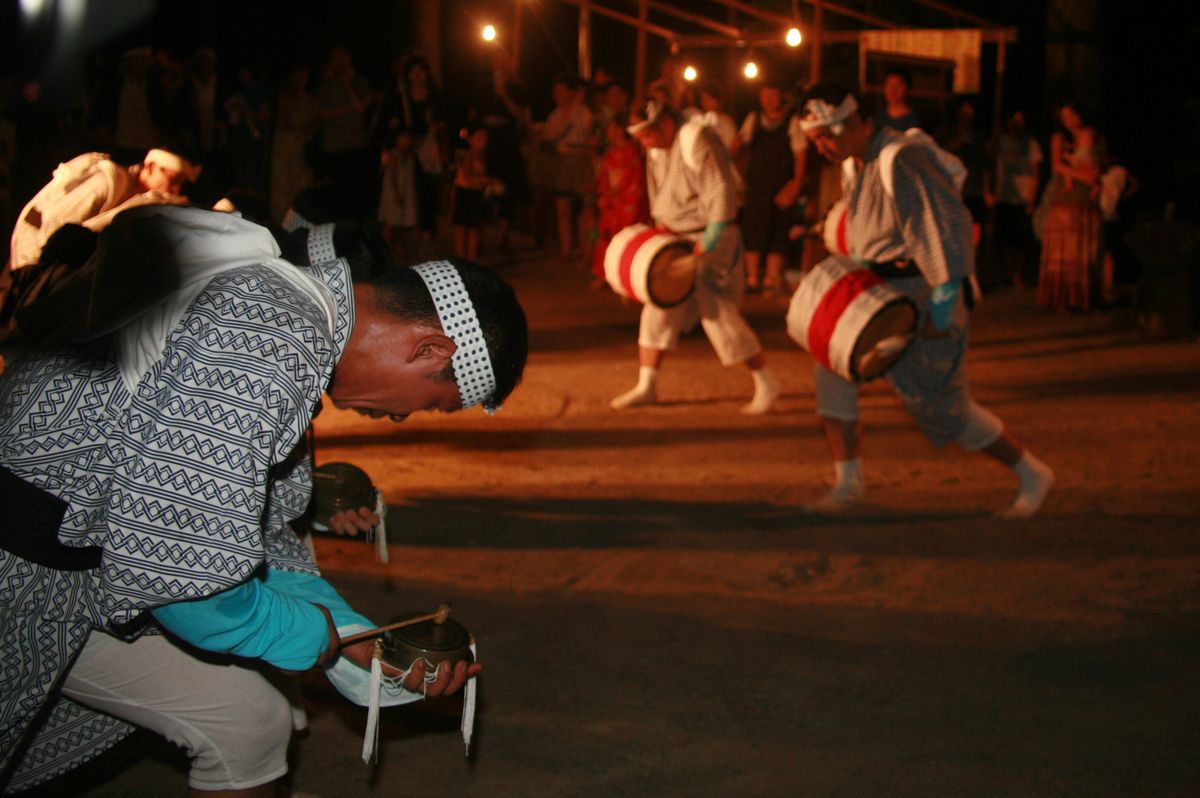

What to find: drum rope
left=360, top=640, right=479, bottom=762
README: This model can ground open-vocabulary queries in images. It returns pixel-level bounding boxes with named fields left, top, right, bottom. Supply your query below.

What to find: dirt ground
left=25, top=244, right=1200, bottom=797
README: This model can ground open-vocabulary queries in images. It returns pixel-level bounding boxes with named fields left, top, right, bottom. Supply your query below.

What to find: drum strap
left=863, top=264, right=977, bottom=311
left=863, top=260, right=917, bottom=280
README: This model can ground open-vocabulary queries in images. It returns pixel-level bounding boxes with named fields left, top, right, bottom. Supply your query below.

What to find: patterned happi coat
left=841, top=128, right=974, bottom=288
left=0, top=253, right=353, bottom=790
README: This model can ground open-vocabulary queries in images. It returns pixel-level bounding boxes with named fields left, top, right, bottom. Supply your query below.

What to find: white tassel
left=462, top=640, right=478, bottom=756
left=361, top=641, right=383, bottom=764
left=373, top=489, right=389, bottom=564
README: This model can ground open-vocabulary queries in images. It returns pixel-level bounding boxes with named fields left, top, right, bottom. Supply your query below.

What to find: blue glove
left=928, top=281, right=960, bottom=332
left=699, top=221, right=726, bottom=254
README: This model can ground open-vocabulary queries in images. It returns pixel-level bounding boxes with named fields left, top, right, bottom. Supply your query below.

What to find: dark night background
left=2, top=0, right=1199, bottom=215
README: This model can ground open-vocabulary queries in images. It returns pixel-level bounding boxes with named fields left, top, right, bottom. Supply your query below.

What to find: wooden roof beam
left=676, top=34, right=792, bottom=48
left=646, top=0, right=742, bottom=39
left=558, top=0, right=678, bottom=42
left=678, top=26, right=1017, bottom=48
left=904, top=0, right=1001, bottom=29
left=709, top=0, right=898, bottom=30
left=821, top=27, right=1018, bottom=44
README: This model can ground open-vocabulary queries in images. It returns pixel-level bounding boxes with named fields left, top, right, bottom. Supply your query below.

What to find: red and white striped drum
left=822, top=199, right=851, bottom=256
left=787, top=255, right=917, bottom=383
left=604, top=224, right=696, bottom=308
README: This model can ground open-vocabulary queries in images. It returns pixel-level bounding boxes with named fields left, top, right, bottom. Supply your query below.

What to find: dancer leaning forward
left=793, top=83, right=1053, bottom=518
left=610, top=99, right=780, bottom=415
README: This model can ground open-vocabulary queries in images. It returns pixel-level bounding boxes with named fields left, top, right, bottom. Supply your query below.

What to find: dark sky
left=5, top=0, right=1045, bottom=119
left=4, top=0, right=1197, bottom=207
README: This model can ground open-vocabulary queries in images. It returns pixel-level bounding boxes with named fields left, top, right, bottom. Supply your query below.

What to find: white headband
left=281, top=208, right=314, bottom=232
left=627, top=100, right=667, bottom=134
left=412, top=261, right=498, bottom=413
left=800, top=95, right=859, bottom=135
left=307, top=223, right=337, bottom=266
left=144, top=148, right=201, bottom=183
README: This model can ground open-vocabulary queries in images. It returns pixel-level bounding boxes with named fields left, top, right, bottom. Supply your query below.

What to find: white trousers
left=637, top=226, right=762, bottom=366
left=61, top=629, right=293, bottom=791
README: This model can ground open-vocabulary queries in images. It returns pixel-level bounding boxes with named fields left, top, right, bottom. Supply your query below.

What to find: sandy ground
left=23, top=244, right=1200, bottom=797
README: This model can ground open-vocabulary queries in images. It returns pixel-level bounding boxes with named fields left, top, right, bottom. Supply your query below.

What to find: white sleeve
left=717, top=116, right=737, bottom=150
left=788, top=115, right=808, bottom=154
left=738, top=112, right=756, bottom=144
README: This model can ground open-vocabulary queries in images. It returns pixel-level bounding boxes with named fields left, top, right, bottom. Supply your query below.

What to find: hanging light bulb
left=786, top=27, right=802, bottom=47
left=482, top=24, right=497, bottom=42
left=743, top=61, right=759, bottom=79
left=683, top=65, right=698, bottom=82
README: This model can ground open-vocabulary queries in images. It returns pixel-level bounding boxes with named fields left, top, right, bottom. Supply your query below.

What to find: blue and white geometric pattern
left=0, top=254, right=354, bottom=789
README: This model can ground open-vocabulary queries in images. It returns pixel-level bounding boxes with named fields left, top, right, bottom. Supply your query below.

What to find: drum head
left=646, top=245, right=696, bottom=308
left=851, top=300, right=917, bottom=381
left=381, top=616, right=474, bottom=670
left=311, top=462, right=376, bottom=527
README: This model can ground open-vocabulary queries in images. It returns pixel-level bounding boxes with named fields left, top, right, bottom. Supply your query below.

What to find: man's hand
left=339, top=637, right=482, bottom=696
left=314, top=604, right=341, bottom=668
left=327, top=506, right=380, bottom=537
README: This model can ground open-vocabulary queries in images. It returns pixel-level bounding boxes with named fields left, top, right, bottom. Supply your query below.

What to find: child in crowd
left=452, top=125, right=502, bottom=261
left=1098, top=155, right=1140, bottom=303
left=378, top=128, right=419, bottom=261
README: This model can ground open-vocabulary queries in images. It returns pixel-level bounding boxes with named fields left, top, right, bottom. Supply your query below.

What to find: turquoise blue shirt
left=152, top=568, right=373, bottom=671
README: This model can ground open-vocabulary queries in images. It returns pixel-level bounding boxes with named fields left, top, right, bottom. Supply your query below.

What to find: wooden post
left=417, top=0, right=443, bottom=83
left=512, top=0, right=523, bottom=74
left=578, top=0, right=592, bottom=80
left=635, top=0, right=647, bottom=96
left=992, top=39, right=1007, bottom=135
left=726, top=4, right=738, bottom=108
left=811, top=0, right=823, bottom=83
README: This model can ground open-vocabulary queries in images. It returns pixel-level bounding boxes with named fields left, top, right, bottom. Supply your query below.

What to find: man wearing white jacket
left=611, top=100, right=780, bottom=415
left=0, top=206, right=527, bottom=794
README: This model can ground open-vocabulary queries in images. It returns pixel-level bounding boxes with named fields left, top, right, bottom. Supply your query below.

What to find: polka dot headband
left=412, top=261, right=498, bottom=413
left=280, top=212, right=338, bottom=274
left=306, top=223, right=337, bottom=267
left=281, top=208, right=313, bottom=232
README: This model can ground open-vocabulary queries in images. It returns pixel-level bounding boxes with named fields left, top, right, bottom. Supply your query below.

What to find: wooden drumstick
left=338, top=603, right=452, bottom=647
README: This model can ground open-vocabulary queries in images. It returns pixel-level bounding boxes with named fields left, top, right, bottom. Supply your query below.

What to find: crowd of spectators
left=0, top=44, right=1155, bottom=318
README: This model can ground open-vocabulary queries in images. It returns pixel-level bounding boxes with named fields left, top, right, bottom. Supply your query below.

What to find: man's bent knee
left=186, top=673, right=292, bottom=791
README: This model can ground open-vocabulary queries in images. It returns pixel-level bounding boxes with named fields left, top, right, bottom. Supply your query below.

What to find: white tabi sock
left=1001, top=451, right=1054, bottom=520
left=610, top=365, right=658, bottom=409
left=741, top=366, right=781, bottom=415
left=809, top=458, right=865, bottom=512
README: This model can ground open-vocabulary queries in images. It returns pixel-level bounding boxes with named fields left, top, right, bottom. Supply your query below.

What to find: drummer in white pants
left=797, top=82, right=1054, bottom=518
left=611, top=100, right=780, bottom=415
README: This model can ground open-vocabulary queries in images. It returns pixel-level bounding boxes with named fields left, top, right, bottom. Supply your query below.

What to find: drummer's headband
left=306, top=223, right=337, bottom=266
left=282, top=213, right=338, bottom=271
left=800, top=95, right=859, bottom=135
left=627, top=99, right=667, bottom=134
left=412, top=261, right=499, bottom=414
left=144, top=148, right=201, bottom=183
left=281, top=207, right=314, bottom=232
